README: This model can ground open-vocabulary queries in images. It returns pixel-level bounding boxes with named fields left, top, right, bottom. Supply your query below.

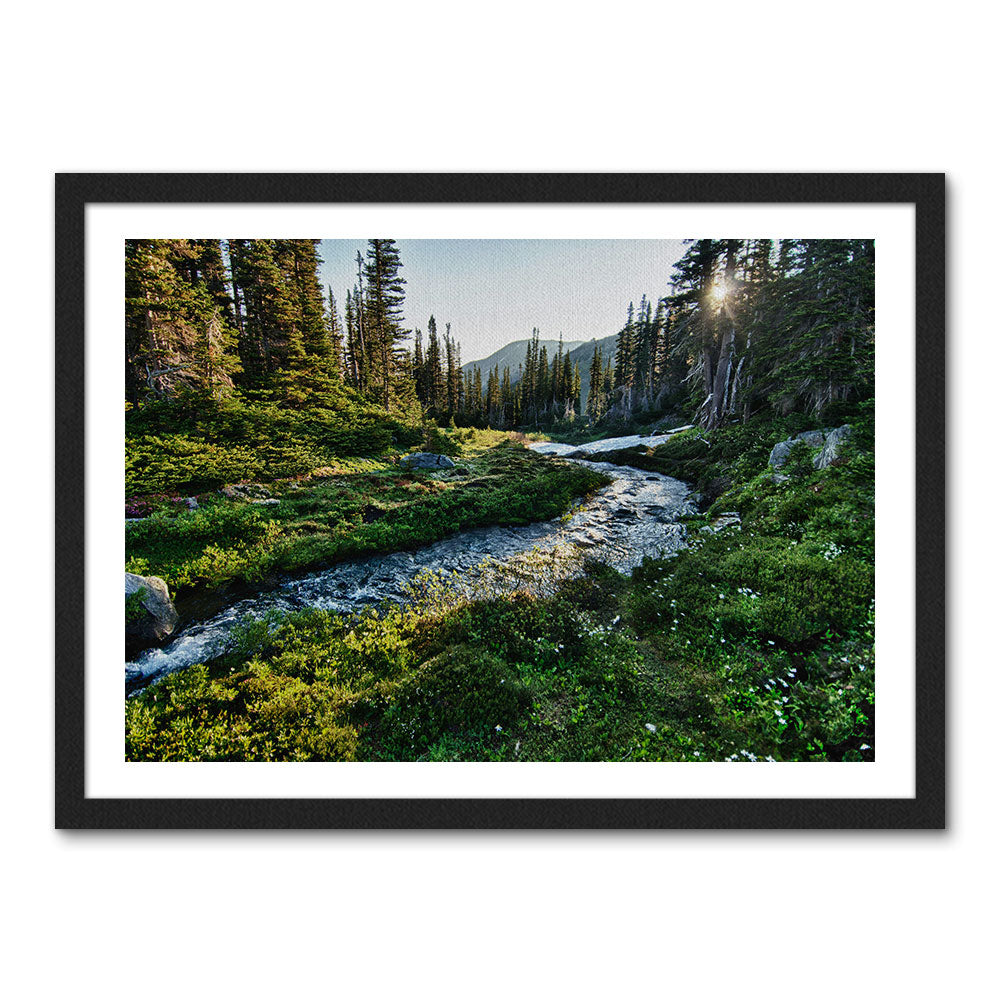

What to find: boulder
left=814, top=424, right=852, bottom=469
left=797, top=430, right=826, bottom=449
left=399, top=452, right=455, bottom=470
left=768, top=429, right=830, bottom=468
left=768, top=438, right=797, bottom=469
left=125, top=572, right=178, bottom=646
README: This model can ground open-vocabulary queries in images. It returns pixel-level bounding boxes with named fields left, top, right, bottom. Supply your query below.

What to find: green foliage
left=630, top=533, right=872, bottom=647
left=126, top=394, right=410, bottom=495
left=421, top=422, right=461, bottom=456
left=125, top=587, right=147, bottom=624
left=126, top=503, right=286, bottom=590
left=380, top=646, right=531, bottom=755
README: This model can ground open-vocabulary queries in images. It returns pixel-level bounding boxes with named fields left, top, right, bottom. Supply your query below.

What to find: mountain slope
left=462, top=339, right=583, bottom=378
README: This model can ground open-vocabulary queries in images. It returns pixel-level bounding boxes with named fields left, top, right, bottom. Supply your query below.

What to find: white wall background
left=2, top=3, right=993, bottom=998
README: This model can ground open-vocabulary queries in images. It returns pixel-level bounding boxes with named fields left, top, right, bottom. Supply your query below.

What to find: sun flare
left=708, top=279, right=729, bottom=306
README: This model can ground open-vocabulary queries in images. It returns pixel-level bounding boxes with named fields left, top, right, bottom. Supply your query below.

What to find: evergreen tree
left=126, top=239, right=240, bottom=406
left=413, top=327, right=426, bottom=403
left=615, top=301, right=636, bottom=392
left=326, top=287, right=344, bottom=380
left=363, top=239, right=408, bottom=410
left=424, top=315, right=447, bottom=417
left=472, top=366, right=484, bottom=425
left=538, top=345, right=551, bottom=419
left=587, top=344, right=605, bottom=420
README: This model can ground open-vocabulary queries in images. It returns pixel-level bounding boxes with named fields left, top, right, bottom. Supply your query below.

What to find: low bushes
left=126, top=395, right=418, bottom=495
left=125, top=503, right=286, bottom=590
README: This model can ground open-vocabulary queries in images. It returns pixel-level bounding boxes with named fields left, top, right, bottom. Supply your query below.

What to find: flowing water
left=125, top=432, right=694, bottom=692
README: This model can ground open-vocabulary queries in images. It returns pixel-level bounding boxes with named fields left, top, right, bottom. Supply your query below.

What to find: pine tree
left=614, top=301, right=635, bottom=392
left=326, top=287, right=345, bottom=381
left=587, top=344, right=604, bottom=420
left=363, top=239, right=408, bottom=410
left=343, top=288, right=365, bottom=390
left=282, top=240, right=328, bottom=360
left=227, top=239, right=300, bottom=389
left=472, top=366, right=484, bottom=425
left=424, top=316, right=447, bottom=417
left=126, top=239, right=240, bottom=405
left=444, top=323, right=462, bottom=416
left=561, top=349, right=574, bottom=419
left=413, top=327, right=426, bottom=404
left=486, top=365, right=501, bottom=426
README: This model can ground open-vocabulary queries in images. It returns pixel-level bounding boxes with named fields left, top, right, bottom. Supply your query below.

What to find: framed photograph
left=55, top=173, right=945, bottom=829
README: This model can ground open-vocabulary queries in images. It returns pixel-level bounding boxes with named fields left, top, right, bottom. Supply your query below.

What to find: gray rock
left=797, top=430, right=826, bottom=449
left=399, top=452, right=455, bottom=470
left=768, top=439, right=796, bottom=468
left=709, top=512, right=741, bottom=532
left=184, top=497, right=199, bottom=510
left=250, top=498, right=281, bottom=506
left=612, top=507, right=638, bottom=520
left=125, top=572, right=179, bottom=646
left=768, top=429, right=830, bottom=468
left=814, top=424, right=852, bottom=469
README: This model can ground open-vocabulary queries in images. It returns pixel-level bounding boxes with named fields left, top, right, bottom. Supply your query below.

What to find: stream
left=125, top=431, right=694, bottom=692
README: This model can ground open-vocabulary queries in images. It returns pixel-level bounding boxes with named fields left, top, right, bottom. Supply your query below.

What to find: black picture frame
left=55, top=172, right=946, bottom=830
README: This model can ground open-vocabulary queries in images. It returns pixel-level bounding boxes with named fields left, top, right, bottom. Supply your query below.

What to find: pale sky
left=318, top=239, right=687, bottom=366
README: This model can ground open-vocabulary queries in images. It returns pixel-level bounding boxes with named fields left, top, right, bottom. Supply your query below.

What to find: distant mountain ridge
left=461, top=339, right=584, bottom=378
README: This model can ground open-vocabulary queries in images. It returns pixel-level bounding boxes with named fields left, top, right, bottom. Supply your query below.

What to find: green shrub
left=126, top=503, right=286, bottom=590
left=125, top=587, right=147, bottom=623
left=381, top=645, right=531, bottom=753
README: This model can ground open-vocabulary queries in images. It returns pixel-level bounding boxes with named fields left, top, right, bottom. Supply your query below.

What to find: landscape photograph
left=124, top=236, right=876, bottom=764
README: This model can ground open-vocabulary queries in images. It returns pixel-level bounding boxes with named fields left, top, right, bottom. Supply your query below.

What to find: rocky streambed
left=126, top=434, right=694, bottom=692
